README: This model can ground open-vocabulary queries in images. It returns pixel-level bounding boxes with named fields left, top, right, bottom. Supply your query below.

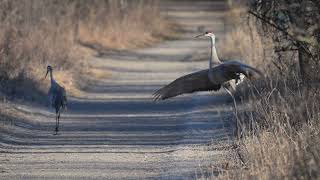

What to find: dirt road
left=0, top=1, right=234, bottom=179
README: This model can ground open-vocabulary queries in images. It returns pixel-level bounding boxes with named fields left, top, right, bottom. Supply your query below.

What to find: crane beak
left=45, top=70, right=49, bottom=79
left=195, top=33, right=205, bottom=38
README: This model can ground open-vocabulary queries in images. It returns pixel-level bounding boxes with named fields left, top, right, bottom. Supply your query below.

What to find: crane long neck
left=208, top=36, right=221, bottom=84
left=209, top=36, right=221, bottom=69
left=49, top=70, right=54, bottom=83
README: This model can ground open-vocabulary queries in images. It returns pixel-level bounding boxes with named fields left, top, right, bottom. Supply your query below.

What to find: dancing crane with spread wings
left=153, top=31, right=263, bottom=101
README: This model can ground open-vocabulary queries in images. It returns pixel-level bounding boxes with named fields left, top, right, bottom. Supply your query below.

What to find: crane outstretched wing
left=153, top=69, right=221, bottom=100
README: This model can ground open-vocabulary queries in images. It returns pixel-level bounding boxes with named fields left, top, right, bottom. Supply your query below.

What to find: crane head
left=45, top=65, right=52, bottom=79
left=195, top=31, right=215, bottom=38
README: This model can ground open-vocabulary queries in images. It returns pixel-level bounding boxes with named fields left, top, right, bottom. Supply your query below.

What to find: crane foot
left=53, top=127, right=59, bottom=135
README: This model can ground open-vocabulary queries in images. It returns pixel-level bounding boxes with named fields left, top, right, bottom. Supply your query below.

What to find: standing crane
left=45, top=66, right=67, bottom=135
left=153, top=31, right=263, bottom=101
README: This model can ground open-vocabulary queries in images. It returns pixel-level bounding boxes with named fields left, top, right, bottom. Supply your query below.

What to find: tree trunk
left=298, top=48, right=320, bottom=84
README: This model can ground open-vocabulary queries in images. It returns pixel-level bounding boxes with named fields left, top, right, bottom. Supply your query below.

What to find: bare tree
left=248, top=0, right=320, bottom=84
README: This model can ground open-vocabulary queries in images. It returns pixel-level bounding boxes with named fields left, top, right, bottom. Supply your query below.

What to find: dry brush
left=208, top=1, right=320, bottom=179
left=0, top=0, right=172, bottom=101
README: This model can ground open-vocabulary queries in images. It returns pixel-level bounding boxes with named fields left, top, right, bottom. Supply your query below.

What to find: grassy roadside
left=0, top=0, right=174, bottom=102
left=205, top=4, right=320, bottom=180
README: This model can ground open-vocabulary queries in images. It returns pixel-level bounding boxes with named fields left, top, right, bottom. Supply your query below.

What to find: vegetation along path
left=0, top=1, right=235, bottom=179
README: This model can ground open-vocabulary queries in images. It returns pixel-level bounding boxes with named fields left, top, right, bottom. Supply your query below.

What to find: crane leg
left=54, top=113, right=58, bottom=135
left=57, top=111, right=61, bottom=133
left=223, top=87, right=241, bottom=137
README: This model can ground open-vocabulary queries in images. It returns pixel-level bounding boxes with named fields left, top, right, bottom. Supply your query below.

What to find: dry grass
left=77, top=1, right=175, bottom=50
left=214, top=121, right=320, bottom=179
left=0, top=14, right=78, bottom=100
left=216, top=88, right=320, bottom=179
left=0, top=0, right=172, bottom=101
left=219, top=6, right=275, bottom=72
left=204, top=5, right=320, bottom=180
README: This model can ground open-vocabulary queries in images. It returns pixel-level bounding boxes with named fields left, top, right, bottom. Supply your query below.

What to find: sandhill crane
left=45, top=66, right=67, bottom=135
left=153, top=32, right=263, bottom=136
left=153, top=31, right=263, bottom=101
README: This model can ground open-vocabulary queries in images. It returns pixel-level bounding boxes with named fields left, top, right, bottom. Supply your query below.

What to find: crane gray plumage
left=45, top=65, right=67, bottom=135
left=153, top=32, right=263, bottom=100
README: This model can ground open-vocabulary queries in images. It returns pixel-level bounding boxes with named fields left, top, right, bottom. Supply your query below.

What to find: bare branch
left=248, top=10, right=316, bottom=61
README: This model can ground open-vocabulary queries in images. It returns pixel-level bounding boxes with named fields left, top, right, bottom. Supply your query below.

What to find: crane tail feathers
left=239, top=64, right=264, bottom=79
left=247, top=66, right=263, bottom=77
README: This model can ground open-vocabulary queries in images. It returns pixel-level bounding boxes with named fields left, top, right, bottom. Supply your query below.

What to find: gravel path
left=0, top=1, right=234, bottom=179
